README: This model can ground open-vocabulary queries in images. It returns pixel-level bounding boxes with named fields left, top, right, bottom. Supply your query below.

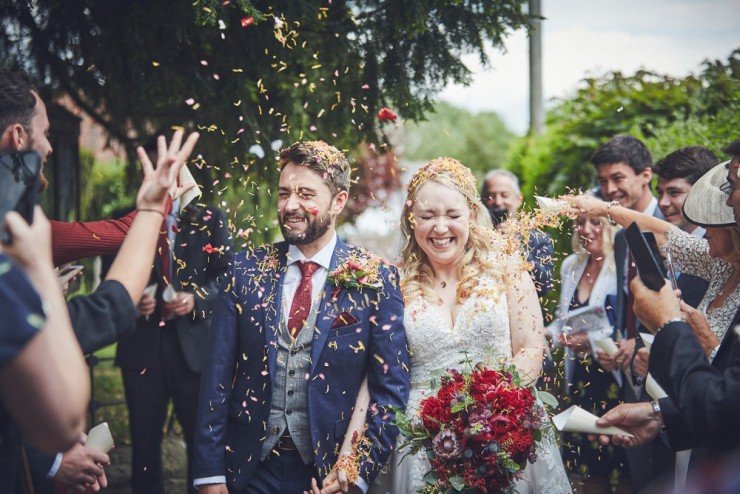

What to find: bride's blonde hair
left=400, top=157, right=499, bottom=304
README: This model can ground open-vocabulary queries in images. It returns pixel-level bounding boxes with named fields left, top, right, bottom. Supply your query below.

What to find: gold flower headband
left=406, top=157, right=479, bottom=202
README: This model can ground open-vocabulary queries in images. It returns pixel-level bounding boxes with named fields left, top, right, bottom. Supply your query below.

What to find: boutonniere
left=328, top=252, right=383, bottom=291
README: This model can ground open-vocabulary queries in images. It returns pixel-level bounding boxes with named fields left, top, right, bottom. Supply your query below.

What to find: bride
left=317, top=158, right=570, bottom=494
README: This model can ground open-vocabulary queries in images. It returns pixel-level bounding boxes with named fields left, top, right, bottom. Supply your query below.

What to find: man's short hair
left=278, top=140, right=351, bottom=196
left=482, top=169, right=521, bottom=196
left=0, top=69, right=37, bottom=135
left=590, top=134, right=653, bottom=173
left=654, top=146, right=718, bottom=185
left=724, top=139, right=740, bottom=157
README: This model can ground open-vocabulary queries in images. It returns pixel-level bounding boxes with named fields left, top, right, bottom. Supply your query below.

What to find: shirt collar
left=286, top=231, right=337, bottom=270
left=642, top=196, right=658, bottom=216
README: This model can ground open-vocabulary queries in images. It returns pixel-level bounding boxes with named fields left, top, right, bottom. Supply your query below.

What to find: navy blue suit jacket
left=192, top=240, right=410, bottom=488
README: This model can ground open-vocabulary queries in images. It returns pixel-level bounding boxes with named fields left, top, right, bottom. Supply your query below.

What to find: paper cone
left=162, top=285, right=177, bottom=303
left=178, top=165, right=202, bottom=212
left=593, top=338, right=619, bottom=356
left=143, top=283, right=158, bottom=298
left=86, top=422, right=114, bottom=453
left=645, top=373, right=668, bottom=400
left=552, top=405, right=633, bottom=437
left=535, top=195, right=568, bottom=214
left=640, top=332, right=655, bottom=352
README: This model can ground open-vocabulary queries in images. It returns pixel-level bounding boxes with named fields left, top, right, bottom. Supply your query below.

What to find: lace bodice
left=374, top=271, right=571, bottom=494
left=661, top=226, right=740, bottom=343
left=405, top=274, right=512, bottom=411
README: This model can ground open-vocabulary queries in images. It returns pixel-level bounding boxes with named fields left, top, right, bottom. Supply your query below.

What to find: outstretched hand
left=589, top=402, right=662, bottom=448
left=563, top=194, right=610, bottom=218
left=135, top=130, right=199, bottom=211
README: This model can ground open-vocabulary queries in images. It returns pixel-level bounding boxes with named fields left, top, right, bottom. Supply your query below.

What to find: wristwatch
left=650, top=400, right=666, bottom=433
left=650, top=400, right=661, bottom=415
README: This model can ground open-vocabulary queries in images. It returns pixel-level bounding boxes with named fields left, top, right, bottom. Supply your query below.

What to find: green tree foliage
left=508, top=49, right=739, bottom=199
left=1, top=0, right=528, bottom=240
left=401, top=101, right=516, bottom=176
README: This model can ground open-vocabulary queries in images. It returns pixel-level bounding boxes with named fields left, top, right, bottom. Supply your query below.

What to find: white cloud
left=438, top=0, right=739, bottom=134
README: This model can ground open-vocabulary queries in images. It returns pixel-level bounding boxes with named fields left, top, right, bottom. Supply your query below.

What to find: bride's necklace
left=440, top=280, right=447, bottom=288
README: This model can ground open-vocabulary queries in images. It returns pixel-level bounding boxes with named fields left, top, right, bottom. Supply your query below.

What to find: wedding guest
left=481, top=169, right=554, bottom=296
left=0, top=208, right=89, bottom=492
left=0, top=68, right=179, bottom=266
left=591, top=155, right=740, bottom=456
left=586, top=134, right=661, bottom=489
left=554, top=210, right=627, bottom=492
left=19, top=132, right=201, bottom=493
left=116, top=199, right=231, bottom=494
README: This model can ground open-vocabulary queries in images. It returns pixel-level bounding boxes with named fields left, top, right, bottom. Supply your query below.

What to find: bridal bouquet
left=396, top=365, right=555, bottom=494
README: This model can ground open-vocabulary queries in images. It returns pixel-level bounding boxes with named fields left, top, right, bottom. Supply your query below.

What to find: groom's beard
left=279, top=209, right=332, bottom=245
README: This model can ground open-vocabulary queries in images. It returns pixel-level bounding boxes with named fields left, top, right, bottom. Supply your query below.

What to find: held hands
left=589, top=402, right=663, bottom=448
left=55, top=434, right=110, bottom=492
left=679, top=300, right=719, bottom=356
left=629, top=277, right=681, bottom=333
left=557, top=331, right=591, bottom=354
left=596, top=338, right=635, bottom=372
left=634, top=348, right=650, bottom=378
left=198, top=485, right=228, bottom=494
left=164, top=291, right=196, bottom=316
left=135, top=130, right=199, bottom=211
left=136, top=292, right=156, bottom=317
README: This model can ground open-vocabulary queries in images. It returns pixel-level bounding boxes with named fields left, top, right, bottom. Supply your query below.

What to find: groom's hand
left=198, top=484, right=228, bottom=494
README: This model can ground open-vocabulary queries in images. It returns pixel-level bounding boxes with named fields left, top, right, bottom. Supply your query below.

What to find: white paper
left=552, top=405, right=633, bottom=437
left=178, top=165, right=202, bottom=212
left=162, top=285, right=177, bottom=303
left=645, top=373, right=668, bottom=400
left=86, top=422, right=114, bottom=453
left=535, top=195, right=568, bottom=214
left=593, top=338, right=619, bottom=356
left=640, top=332, right=655, bottom=352
left=143, top=283, right=158, bottom=298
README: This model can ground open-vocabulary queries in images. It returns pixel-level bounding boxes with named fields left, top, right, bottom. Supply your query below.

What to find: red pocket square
left=332, top=312, right=359, bottom=329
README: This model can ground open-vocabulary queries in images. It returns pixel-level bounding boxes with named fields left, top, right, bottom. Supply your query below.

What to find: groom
left=192, top=141, right=410, bottom=493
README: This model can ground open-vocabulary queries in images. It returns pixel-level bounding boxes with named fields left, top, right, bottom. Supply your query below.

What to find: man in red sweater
left=0, top=68, right=173, bottom=266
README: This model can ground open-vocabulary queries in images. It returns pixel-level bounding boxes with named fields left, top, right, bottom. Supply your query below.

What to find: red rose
left=419, top=396, right=450, bottom=431
left=377, top=107, right=397, bottom=123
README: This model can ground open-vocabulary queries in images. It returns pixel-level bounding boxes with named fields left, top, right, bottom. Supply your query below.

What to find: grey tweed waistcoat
left=260, top=300, right=319, bottom=463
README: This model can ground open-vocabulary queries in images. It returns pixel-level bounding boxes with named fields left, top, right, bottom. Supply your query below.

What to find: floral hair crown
left=406, top=157, right=479, bottom=202
left=279, top=140, right=349, bottom=178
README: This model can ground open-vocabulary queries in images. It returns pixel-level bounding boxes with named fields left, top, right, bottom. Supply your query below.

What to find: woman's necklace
left=440, top=280, right=447, bottom=288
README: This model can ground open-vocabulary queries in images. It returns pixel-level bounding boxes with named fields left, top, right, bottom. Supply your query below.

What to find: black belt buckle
left=278, top=434, right=297, bottom=451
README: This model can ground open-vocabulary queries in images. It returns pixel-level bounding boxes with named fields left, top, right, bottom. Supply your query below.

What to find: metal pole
left=528, top=0, right=544, bottom=135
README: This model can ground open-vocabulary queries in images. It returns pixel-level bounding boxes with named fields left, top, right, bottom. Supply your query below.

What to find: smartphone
left=58, top=264, right=84, bottom=280
left=0, top=151, right=42, bottom=244
left=624, top=222, right=666, bottom=291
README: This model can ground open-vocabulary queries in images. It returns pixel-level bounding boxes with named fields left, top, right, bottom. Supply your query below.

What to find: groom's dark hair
left=278, top=140, right=351, bottom=196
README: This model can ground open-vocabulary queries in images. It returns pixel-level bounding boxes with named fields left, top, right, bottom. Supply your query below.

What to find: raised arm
left=105, top=131, right=199, bottom=303
left=508, top=268, right=547, bottom=384
left=566, top=194, right=672, bottom=247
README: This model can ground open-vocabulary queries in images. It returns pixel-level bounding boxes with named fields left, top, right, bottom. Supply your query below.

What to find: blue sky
left=439, top=0, right=739, bottom=134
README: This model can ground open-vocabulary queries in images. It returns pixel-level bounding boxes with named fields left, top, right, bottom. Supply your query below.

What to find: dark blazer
left=115, top=205, right=231, bottom=373
left=192, top=240, right=410, bottom=488
left=525, top=229, right=554, bottom=296
left=651, top=308, right=740, bottom=455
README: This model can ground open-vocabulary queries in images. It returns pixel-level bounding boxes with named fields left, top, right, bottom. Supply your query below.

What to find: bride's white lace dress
left=371, top=272, right=571, bottom=494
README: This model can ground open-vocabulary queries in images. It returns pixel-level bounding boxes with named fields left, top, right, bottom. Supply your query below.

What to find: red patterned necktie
left=288, top=261, right=320, bottom=338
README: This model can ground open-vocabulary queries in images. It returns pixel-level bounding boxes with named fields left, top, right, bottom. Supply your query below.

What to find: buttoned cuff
left=193, top=476, right=226, bottom=488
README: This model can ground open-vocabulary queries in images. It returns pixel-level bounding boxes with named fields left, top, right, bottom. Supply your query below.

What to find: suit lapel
left=262, top=242, right=289, bottom=379
left=310, top=240, right=350, bottom=374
